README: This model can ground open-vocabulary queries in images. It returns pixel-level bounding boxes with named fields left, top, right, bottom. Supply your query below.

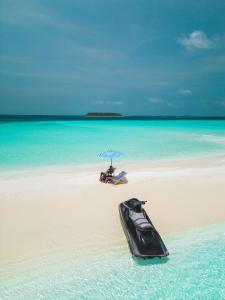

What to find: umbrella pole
left=111, top=158, right=112, bottom=166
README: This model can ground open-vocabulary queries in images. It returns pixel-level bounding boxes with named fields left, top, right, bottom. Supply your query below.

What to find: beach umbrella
left=98, top=150, right=124, bottom=166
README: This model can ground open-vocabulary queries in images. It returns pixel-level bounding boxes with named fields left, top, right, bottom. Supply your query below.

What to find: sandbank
left=0, top=156, right=225, bottom=265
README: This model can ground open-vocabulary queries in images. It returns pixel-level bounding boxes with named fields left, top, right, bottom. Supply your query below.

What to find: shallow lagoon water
left=1, top=223, right=225, bottom=300
left=1, top=120, right=225, bottom=299
left=0, top=120, right=225, bottom=168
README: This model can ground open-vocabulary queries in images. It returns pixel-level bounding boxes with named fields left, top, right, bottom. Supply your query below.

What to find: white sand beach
left=1, top=156, right=225, bottom=265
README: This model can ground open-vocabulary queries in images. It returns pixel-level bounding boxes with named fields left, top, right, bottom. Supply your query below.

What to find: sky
left=0, top=0, right=225, bottom=116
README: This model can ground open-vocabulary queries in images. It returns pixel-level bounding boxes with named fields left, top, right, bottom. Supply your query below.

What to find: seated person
left=106, top=165, right=115, bottom=176
left=99, top=166, right=116, bottom=183
left=99, top=171, right=107, bottom=182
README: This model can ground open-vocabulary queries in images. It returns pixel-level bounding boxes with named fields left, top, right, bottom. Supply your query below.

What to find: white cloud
left=148, top=97, right=163, bottom=104
left=178, top=31, right=212, bottom=50
left=178, top=89, right=192, bottom=95
left=217, top=100, right=225, bottom=107
left=0, top=1, right=79, bottom=32
left=149, top=97, right=175, bottom=107
left=94, top=100, right=104, bottom=105
left=94, top=100, right=123, bottom=105
left=114, top=101, right=124, bottom=105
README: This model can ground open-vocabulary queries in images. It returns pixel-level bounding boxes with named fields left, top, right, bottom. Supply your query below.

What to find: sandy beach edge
left=0, top=155, right=225, bottom=265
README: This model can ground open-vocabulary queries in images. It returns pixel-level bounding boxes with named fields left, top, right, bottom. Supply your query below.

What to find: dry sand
left=0, top=156, right=225, bottom=264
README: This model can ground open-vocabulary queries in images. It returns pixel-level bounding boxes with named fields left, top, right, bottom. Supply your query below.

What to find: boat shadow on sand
left=133, top=256, right=169, bottom=266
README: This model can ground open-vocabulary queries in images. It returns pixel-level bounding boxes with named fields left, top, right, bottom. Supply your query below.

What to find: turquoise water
left=1, top=120, right=225, bottom=299
left=1, top=223, right=225, bottom=300
left=0, top=120, right=225, bottom=168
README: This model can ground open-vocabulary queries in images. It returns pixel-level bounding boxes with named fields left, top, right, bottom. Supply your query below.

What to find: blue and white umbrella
left=98, top=150, right=124, bottom=166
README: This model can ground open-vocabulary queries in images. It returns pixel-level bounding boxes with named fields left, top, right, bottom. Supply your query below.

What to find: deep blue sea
left=0, top=119, right=225, bottom=168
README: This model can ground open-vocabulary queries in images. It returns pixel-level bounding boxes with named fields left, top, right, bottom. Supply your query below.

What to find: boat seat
left=129, top=211, right=153, bottom=230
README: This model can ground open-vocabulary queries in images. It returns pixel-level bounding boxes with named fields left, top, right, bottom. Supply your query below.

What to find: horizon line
left=1, top=114, right=225, bottom=119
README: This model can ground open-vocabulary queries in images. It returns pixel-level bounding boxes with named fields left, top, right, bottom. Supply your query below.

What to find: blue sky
left=0, top=0, right=225, bottom=115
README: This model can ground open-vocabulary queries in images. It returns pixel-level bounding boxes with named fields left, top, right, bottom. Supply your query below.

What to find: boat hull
left=119, top=201, right=169, bottom=258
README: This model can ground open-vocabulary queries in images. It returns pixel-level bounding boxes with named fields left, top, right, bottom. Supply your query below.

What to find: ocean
left=0, top=118, right=225, bottom=299
left=1, top=223, right=225, bottom=299
left=0, top=119, right=225, bottom=168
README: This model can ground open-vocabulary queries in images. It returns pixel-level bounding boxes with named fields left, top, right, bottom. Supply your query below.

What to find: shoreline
left=1, top=152, right=225, bottom=176
left=0, top=155, right=225, bottom=265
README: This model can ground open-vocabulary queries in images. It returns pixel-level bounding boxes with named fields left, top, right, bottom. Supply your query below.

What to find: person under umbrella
left=98, top=150, right=125, bottom=183
left=99, top=165, right=115, bottom=183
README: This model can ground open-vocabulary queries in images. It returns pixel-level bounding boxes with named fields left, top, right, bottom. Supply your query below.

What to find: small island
left=86, top=112, right=122, bottom=117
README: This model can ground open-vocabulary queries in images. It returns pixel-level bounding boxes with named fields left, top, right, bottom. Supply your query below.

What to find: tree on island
left=86, top=112, right=122, bottom=117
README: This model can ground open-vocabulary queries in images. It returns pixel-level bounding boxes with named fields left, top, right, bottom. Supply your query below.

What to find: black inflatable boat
left=119, top=198, right=169, bottom=258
